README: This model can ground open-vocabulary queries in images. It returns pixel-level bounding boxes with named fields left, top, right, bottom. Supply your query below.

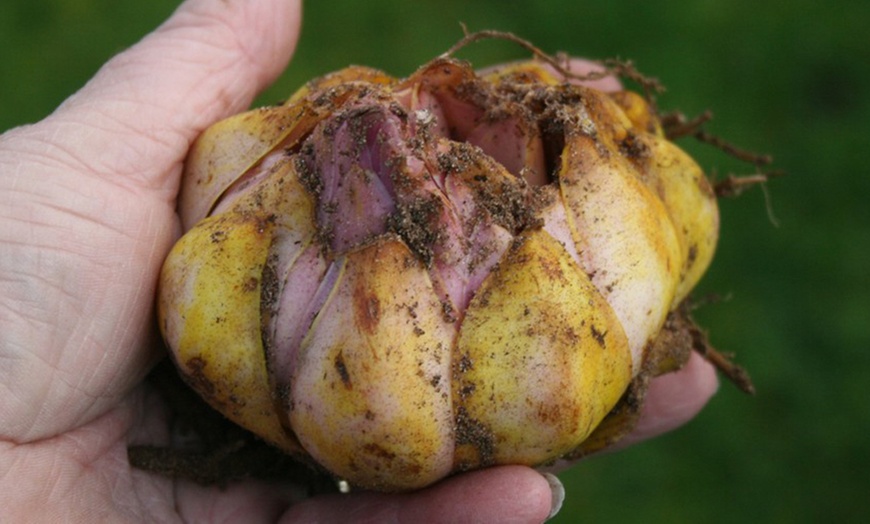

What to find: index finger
left=478, top=57, right=623, bottom=92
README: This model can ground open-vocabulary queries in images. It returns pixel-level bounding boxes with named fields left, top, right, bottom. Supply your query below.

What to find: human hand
left=0, top=0, right=717, bottom=522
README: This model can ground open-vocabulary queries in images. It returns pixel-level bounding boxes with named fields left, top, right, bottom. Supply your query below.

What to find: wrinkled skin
left=159, top=10, right=721, bottom=493
left=0, top=0, right=717, bottom=521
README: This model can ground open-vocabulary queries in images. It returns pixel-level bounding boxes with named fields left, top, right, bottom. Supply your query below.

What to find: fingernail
left=541, top=472, right=565, bottom=521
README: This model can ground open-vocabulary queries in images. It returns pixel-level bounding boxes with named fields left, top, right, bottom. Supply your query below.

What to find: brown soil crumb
left=128, top=360, right=339, bottom=493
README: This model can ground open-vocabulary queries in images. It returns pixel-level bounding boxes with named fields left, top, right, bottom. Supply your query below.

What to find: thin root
left=695, top=131, right=773, bottom=166
left=661, top=110, right=714, bottom=140
left=688, top=322, right=756, bottom=395
left=714, top=172, right=780, bottom=198
left=441, top=28, right=664, bottom=107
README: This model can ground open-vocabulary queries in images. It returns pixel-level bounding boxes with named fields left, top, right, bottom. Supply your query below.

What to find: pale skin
left=0, top=0, right=718, bottom=522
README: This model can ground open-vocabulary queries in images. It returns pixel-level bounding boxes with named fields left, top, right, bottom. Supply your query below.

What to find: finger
left=280, top=466, right=556, bottom=524
left=174, top=479, right=312, bottom=524
left=615, top=352, right=720, bottom=449
left=45, top=0, right=302, bottom=192
left=479, top=57, right=623, bottom=92
left=0, top=0, right=300, bottom=443
left=550, top=57, right=624, bottom=92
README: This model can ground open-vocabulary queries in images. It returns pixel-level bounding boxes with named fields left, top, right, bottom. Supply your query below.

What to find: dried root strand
left=128, top=440, right=245, bottom=486
left=441, top=28, right=560, bottom=67
left=661, top=109, right=782, bottom=204
left=686, top=317, right=756, bottom=395
left=695, top=131, right=774, bottom=167
left=442, top=28, right=664, bottom=106
left=715, top=170, right=784, bottom=228
left=662, top=110, right=773, bottom=166
left=661, top=110, right=714, bottom=140
left=714, top=172, right=783, bottom=198
left=598, top=57, right=665, bottom=107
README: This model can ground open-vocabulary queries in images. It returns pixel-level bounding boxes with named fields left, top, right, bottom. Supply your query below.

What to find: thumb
left=48, top=0, right=302, bottom=192
left=0, top=0, right=300, bottom=442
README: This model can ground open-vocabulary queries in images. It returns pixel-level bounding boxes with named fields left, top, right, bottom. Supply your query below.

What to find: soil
left=128, top=360, right=339, bottom=494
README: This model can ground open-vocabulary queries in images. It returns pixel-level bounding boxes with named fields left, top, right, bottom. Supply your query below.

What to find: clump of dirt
left=128, top=360, right=339, bottom=493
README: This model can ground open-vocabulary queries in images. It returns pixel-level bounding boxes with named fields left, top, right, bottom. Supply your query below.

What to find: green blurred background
left=2, top=0, right=867, bottom=522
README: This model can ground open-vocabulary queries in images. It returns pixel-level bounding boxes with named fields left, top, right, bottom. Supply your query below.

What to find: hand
left=0, top=1, right=718, bottom=522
